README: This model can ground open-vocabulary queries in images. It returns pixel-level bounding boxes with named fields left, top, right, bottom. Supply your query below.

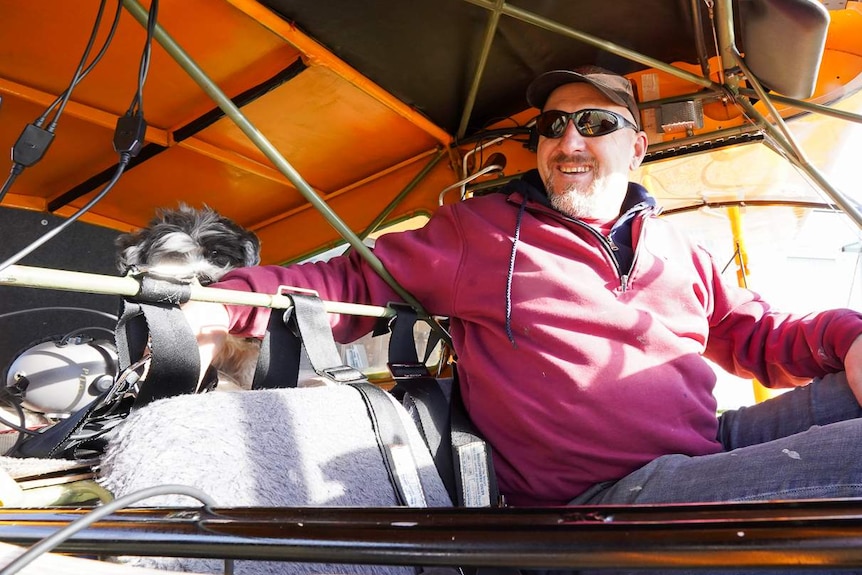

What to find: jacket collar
left=502, top=169, right=658, bottom=219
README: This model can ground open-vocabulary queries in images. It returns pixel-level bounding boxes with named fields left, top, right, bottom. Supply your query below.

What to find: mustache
left=550, top=152, right=596, bottom=167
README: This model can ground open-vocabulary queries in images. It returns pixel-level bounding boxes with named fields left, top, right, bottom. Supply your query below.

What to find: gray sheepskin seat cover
left=99, top=385, right=454, bottom=575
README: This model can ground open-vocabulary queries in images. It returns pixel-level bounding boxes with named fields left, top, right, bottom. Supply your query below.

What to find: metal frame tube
left=4, top=502, right=862, bottom=569
left=737, top=88, right=862, bottom=124
left=0, top=264, right=393, bottom=319
left=456, top=0, right=506, bottom=139
left=358, top=149, right=447, bottom=240
left=121, top=0, right=448, bottom=344
left=727, top=52, right=862, bottom=228
left=461, top=0, right=720, bottom=90
left=713, top=0, right=738, bottom=89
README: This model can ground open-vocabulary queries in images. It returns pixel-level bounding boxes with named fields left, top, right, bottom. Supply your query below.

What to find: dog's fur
left=116, top=204, right=262, bottom=389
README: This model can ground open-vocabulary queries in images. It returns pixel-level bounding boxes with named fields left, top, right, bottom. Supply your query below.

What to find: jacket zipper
left=570, top=211, right=653, bottom=293
left=519, top=199, right=654, bottom=293
left=623, top=217, right=647, bottom=293
left=568, top=218, right=626, bottom=290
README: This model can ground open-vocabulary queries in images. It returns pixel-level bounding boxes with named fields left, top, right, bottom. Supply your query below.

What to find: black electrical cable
left=0, top=386, right=37, bottom=439
left=0, top=166, right=23, bottom=205
left=0, top=153, right=132, bottom=274
left=0, top=0, right=122, bottom=205
left=113, top=0, right=158, bottom=158
left=0, top=0, right=159, bottom=292
left=0, top=484, right=218, bottom=575
left=126, top=0, right=159, bottom=117
left=38, top=0, right=123, bottom=130
left=0, top=412, right=40, bottom=460
left=45, top=0, right=109, bottom=133
left=0, top=307, right=119, bottom=323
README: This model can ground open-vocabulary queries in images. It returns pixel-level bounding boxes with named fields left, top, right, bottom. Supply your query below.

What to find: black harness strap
left=252, top=294, right=367, bottom=388
left=387, top=304, right=456, bottom=501
left=10, top=288, right=202, bottom=459
left=395, top=377, right=453, bottom=500
left=387, top=304, right=499, bottom=507
left=290, top=294, right=365, bottom=383
left=450, top=370, right=499, bottom=508
left=347, top=380, right=428, bottom=507
left=251, top=307, right=301, bottom=389
left=250, top=293, right=428, bottom=507
left=114, top=300, right=201, bottom=409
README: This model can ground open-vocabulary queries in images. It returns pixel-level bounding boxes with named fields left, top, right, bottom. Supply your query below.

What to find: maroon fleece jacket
left=215, top=182, right=862, bottom=506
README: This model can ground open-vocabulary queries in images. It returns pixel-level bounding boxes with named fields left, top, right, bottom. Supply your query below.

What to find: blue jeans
left=564, top=371, right=862, bottom=574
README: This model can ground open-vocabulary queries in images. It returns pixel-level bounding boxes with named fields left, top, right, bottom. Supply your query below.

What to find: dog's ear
left=115, top=229, right=148, bottom=272
left=242, top=233, right=261, bottom=267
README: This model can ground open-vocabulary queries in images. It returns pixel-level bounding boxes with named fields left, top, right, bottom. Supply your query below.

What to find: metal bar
left=737, top=88, right=862, bottom=125
left=662, top=199, right=841, bottom=216
left=250, top=148, right=444, bottom=235
left=358, top=149, right=447, bottom=240
left=729, top=84, right=862, bottom=228
left=4, top=502, right=862, bottom=569
left=455, top=0, right=505, bottom=139
left=731, top=52, right=806, bottom=160
left=120, top=0, right=445, bottom=343
left=461, top=0, right=719, bottom=91
left=0, top=264, right=393, bottom=319
left=713, top=0, right=738, bottom=90
left=640, top=87, right=727, bottom=108
left=726, top=205, right=777, bottom=403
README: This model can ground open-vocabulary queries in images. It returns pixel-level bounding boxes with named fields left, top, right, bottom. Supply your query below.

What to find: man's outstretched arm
left=182, top=300, right=230, bottom=385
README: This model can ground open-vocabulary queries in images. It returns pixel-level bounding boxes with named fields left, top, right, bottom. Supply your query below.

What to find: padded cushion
left=99, top=386, right=453, bottom=574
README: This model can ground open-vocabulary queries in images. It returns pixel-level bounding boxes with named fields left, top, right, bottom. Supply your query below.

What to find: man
left=184, top=65, right=862, bottom=508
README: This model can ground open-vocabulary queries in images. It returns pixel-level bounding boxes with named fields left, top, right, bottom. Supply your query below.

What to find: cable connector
left=113, top=112, right=147, bottom=157
left=11, top=124, right=55, bottom=167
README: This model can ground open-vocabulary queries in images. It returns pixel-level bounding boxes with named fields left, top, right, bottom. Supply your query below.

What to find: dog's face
left=116, top=204, right=261, bottom=285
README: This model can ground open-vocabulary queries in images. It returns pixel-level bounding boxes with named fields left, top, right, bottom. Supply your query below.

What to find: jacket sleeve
left=212, top=204, right=467, bottom=343
left=701, top=245, right=862, bottom=387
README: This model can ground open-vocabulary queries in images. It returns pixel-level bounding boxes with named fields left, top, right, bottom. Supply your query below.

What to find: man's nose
left=556, top=120, right=587, bottom=151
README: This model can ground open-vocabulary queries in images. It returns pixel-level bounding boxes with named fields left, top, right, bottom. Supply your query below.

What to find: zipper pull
left=620, top=274, right=629, bottom=292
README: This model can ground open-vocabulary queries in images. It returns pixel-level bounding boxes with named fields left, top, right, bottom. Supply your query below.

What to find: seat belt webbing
left=251, top=294, right=428, bottom=507
left=387, top=305, right=499, bottom=507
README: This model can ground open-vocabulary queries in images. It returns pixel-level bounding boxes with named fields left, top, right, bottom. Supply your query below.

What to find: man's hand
left=844, top=333, right=862, bottom=406
left=181, top=300, right=230, bottom=385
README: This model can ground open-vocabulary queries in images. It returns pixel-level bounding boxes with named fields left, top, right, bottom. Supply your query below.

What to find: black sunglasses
left=535, top=108, right=638, bottom=139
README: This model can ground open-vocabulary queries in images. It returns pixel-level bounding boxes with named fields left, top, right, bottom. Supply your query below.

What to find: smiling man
left=530, top=66, right=647, bottom=221
left=183, top=66, right=862, bottom=522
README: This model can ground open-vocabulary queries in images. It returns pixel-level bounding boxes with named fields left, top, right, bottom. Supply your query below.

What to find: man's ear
left=629, top=131, right=649, bottom=171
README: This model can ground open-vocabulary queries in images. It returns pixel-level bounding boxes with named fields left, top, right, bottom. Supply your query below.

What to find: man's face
left=536, top=83, right=646, bottom=220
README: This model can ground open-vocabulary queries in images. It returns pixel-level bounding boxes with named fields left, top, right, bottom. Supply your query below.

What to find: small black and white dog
left=116, top=204, right=261, bottom=390
left=116, top=203, right=261, bottom=286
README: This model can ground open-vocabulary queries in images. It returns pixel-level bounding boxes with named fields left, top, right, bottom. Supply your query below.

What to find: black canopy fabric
left=259, top=0, right=705, bottom=135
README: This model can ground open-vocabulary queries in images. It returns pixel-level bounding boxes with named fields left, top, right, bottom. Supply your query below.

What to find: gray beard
left=547, top=185, right=600, bottom=220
